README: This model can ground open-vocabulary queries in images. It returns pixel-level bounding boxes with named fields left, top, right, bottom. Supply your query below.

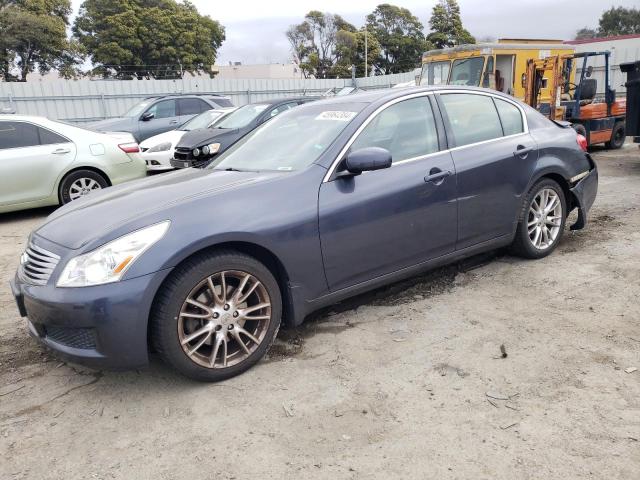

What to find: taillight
left=119, top=142, right=140, bottom=153
left=576, top=134, right=588, bottom=152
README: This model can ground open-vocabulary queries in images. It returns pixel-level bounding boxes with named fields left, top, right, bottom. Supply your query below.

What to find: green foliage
left=427, top=0, right=475, bottom=49
left=0, top=0, right=83, bottom=81
left=366, top=3, right=427, bottom=74
left=574, top=28, right=598, bottom=40
left=73, top=0, right=225, bottom=79
left=598, top=7, right=640, bottom=36
left=286, top=11, right=359, bottom=79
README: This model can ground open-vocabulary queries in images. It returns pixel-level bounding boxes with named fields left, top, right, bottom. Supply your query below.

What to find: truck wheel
left=605, top=122, right=625, bottom=150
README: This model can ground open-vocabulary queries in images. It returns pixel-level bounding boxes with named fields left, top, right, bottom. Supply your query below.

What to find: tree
left=0, top=0, right=83, bottom=82
left=73, top=0, right=225, bottom=79
left=331, top=28, right=381, bottom=78
left=427, top=0, right=475, bottom=49
left=366, top=4, right=428, bottom=75
left=286, top=11, right=358, bottom=79
left=598, top=7, right=640, bottom=36
left=575, top=27, right=598, bottom=40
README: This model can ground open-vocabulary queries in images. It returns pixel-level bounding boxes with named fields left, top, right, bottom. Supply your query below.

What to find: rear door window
left=38, top=127, right=69, bottom=145
left=440, top=93, right=503, bottom=147
left=178, top=98, right=210, bottom=116
left=0, top=121, right=41, bottom=149
left=350, top=96, right=440, bottom=163
left=494, top=98, right=524, bottom=136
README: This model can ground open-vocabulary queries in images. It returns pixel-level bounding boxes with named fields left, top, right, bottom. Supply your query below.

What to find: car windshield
left=450, top=57, right=485, bottom=86
left=123, top=100, right=155, bottom=118
left=215, top=104, right=269, bottom=129
left=180, top=110, right=224, bottom=131
left=208, top=103, right=365, bottom=172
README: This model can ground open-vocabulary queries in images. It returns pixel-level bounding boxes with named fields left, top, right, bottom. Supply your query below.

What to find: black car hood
left=177, top=127, right=243, bottom=149
left=36, top=168, right=282, bottom=250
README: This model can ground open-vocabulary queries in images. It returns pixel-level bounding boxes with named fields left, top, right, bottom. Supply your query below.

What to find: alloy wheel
left=69, top=177, right=102, bottom=200
left=527, top=188, right=563, bottom=250
left=177, top=270, right=272, bottom=369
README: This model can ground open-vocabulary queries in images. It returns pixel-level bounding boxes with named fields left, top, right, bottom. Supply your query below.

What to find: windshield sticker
left=315, top=111, right=357, bottom=121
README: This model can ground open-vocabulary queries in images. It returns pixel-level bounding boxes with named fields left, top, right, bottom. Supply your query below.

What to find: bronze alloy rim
left=178, top=270, right=272, bottom=368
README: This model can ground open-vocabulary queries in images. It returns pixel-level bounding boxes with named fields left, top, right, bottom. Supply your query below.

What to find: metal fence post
left=100, top=93, right=107, bottom=119
left=247, top=88, right=251, bottom=104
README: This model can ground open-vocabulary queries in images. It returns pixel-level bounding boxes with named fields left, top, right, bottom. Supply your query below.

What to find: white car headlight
left=147, top=142, right=172, bottom=153
left=57, top=221, right=170, bottom=287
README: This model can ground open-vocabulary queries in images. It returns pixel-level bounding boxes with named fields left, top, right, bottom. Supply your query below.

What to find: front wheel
left=605, top=121, right=625, bottom=150
left=151, top=250, right=282, bottom=381
left=511, top=178, right=567, bottom=259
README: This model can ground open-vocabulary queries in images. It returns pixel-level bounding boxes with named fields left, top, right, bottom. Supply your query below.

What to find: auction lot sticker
left=315, top=111, right=357, bottom=121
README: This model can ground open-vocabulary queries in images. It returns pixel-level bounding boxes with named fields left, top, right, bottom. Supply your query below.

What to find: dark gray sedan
left=11, top=86, right=597, bottom=381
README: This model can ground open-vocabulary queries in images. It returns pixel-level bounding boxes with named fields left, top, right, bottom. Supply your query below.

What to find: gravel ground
left=1, top=145, right=639, bottom=480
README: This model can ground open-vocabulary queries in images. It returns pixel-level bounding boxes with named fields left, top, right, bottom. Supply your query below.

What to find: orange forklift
left=524, top=51, right=626, bottom=148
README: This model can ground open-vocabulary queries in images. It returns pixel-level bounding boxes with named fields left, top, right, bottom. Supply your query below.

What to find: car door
left=177, top=97, right=211, bottom=125
left=138, top=99, right=178, bottom=141
left=318, top=95, right=458, bottom=292
left=0, top=121, right=76, bottom=206
left=436, top=92, right=538, bottom=250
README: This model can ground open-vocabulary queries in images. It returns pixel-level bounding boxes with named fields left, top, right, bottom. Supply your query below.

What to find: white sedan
left=0, top=115, right=147, bottom=214
left=140, top=108, right=235, bottom=171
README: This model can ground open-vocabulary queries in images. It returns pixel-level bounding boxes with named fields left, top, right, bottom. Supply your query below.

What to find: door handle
left=52, top=148, right=71, bottom=154
left=424, top=169, right=452, bottom=184
left=514, top=145, right=533, bottom=158
left=169, top=120, right=178, bottom=124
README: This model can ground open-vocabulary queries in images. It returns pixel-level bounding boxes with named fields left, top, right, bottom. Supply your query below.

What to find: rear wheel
left=151, top=250, right=282, bottom=381
left=511, top=178, right=567, bottom=259
left=59, top=169, right=108, bottom=205
left=605, top=121, right=625, bottom=150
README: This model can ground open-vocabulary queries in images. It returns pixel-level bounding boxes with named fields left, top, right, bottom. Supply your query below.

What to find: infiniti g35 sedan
left=10, top=86, right=598, bottom=381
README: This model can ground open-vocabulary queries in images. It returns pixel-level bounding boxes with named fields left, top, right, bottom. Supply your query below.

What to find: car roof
left=142, top=93, right=231, bottom=101
left=0, top=114, right=48, bottom=122
left=246, top=97, right=316, bottom=107
left=313, top=85, right=522, bottom=107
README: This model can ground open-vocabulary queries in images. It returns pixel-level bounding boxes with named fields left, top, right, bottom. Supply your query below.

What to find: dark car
left=11, top=86, right=597, bottom=381
left=171, top=97, right=315, bottom=169
left=87, top=94, right=234, bottom=142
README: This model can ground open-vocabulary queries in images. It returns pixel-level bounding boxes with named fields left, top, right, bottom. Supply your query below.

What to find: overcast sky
left=70, top=0, right=639, bottom=65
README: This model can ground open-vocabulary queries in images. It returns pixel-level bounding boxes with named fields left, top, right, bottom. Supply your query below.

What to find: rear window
left=494, top=98, right=524, bottom=136
left=440, top=93, right=503, bottom=147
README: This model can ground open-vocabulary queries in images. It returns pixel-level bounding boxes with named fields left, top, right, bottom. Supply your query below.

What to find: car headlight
left=147, top=142, right=172, bottom=153
left=192, top=148, right=200, bottom=157
left=56, top=221, right=170, bottom=287
left=201, top=143, right=221, bottom=156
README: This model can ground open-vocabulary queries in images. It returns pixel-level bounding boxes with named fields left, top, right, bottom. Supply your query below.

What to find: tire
left=59, top=169, right=109, bottom=205
left=150, top=250, right=282, bottom=382
left=605, top=121, right=625, bottom=150
left=510, top=178, right=567, bottom=259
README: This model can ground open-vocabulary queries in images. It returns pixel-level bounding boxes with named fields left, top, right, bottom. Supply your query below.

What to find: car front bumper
left=10, top=268, right=172, bottom=369
left=569, top=159, right=598, bottom=230
left=141, top=150, right=175, bottom=171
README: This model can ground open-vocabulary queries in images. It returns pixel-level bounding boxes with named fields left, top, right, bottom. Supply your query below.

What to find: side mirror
left=586, top=66, right=593, bottom=78
left=141, top=112, right=154, bottom=121
left=337, top=147, right=392, bottom=178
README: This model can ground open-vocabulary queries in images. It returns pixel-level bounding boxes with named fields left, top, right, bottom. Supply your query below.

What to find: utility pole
left=364, top=25, right=368, bottom=78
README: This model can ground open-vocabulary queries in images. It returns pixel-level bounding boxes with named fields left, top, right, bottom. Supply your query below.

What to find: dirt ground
left=1, top=145, right=639, bottom=480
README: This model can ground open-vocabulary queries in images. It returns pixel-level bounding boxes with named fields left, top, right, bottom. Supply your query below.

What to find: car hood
left=87, top=117, right=134, bottom=133
left=140, top=130, right=185, bottom=149
left=177, top=127, right=241, bottom=149
left=35, top=168, right=282, bottom=250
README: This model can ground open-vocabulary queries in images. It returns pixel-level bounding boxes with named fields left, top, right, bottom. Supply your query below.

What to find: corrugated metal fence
left=0, top=72, right=416, bottom=124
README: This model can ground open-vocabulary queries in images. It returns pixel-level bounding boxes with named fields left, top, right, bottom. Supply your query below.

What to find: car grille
left=45, top=326, right=96, bottom=350
left=19, top=243, right=60, bottom=286
left=173, top=147, right=193, bottom=161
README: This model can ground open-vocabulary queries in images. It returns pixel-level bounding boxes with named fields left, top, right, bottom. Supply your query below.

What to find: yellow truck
left=418, top=39, right=575, bottom=102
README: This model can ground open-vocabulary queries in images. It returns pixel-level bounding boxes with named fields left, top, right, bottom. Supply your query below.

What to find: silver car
left=0, top=115, right=147, bottom=214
